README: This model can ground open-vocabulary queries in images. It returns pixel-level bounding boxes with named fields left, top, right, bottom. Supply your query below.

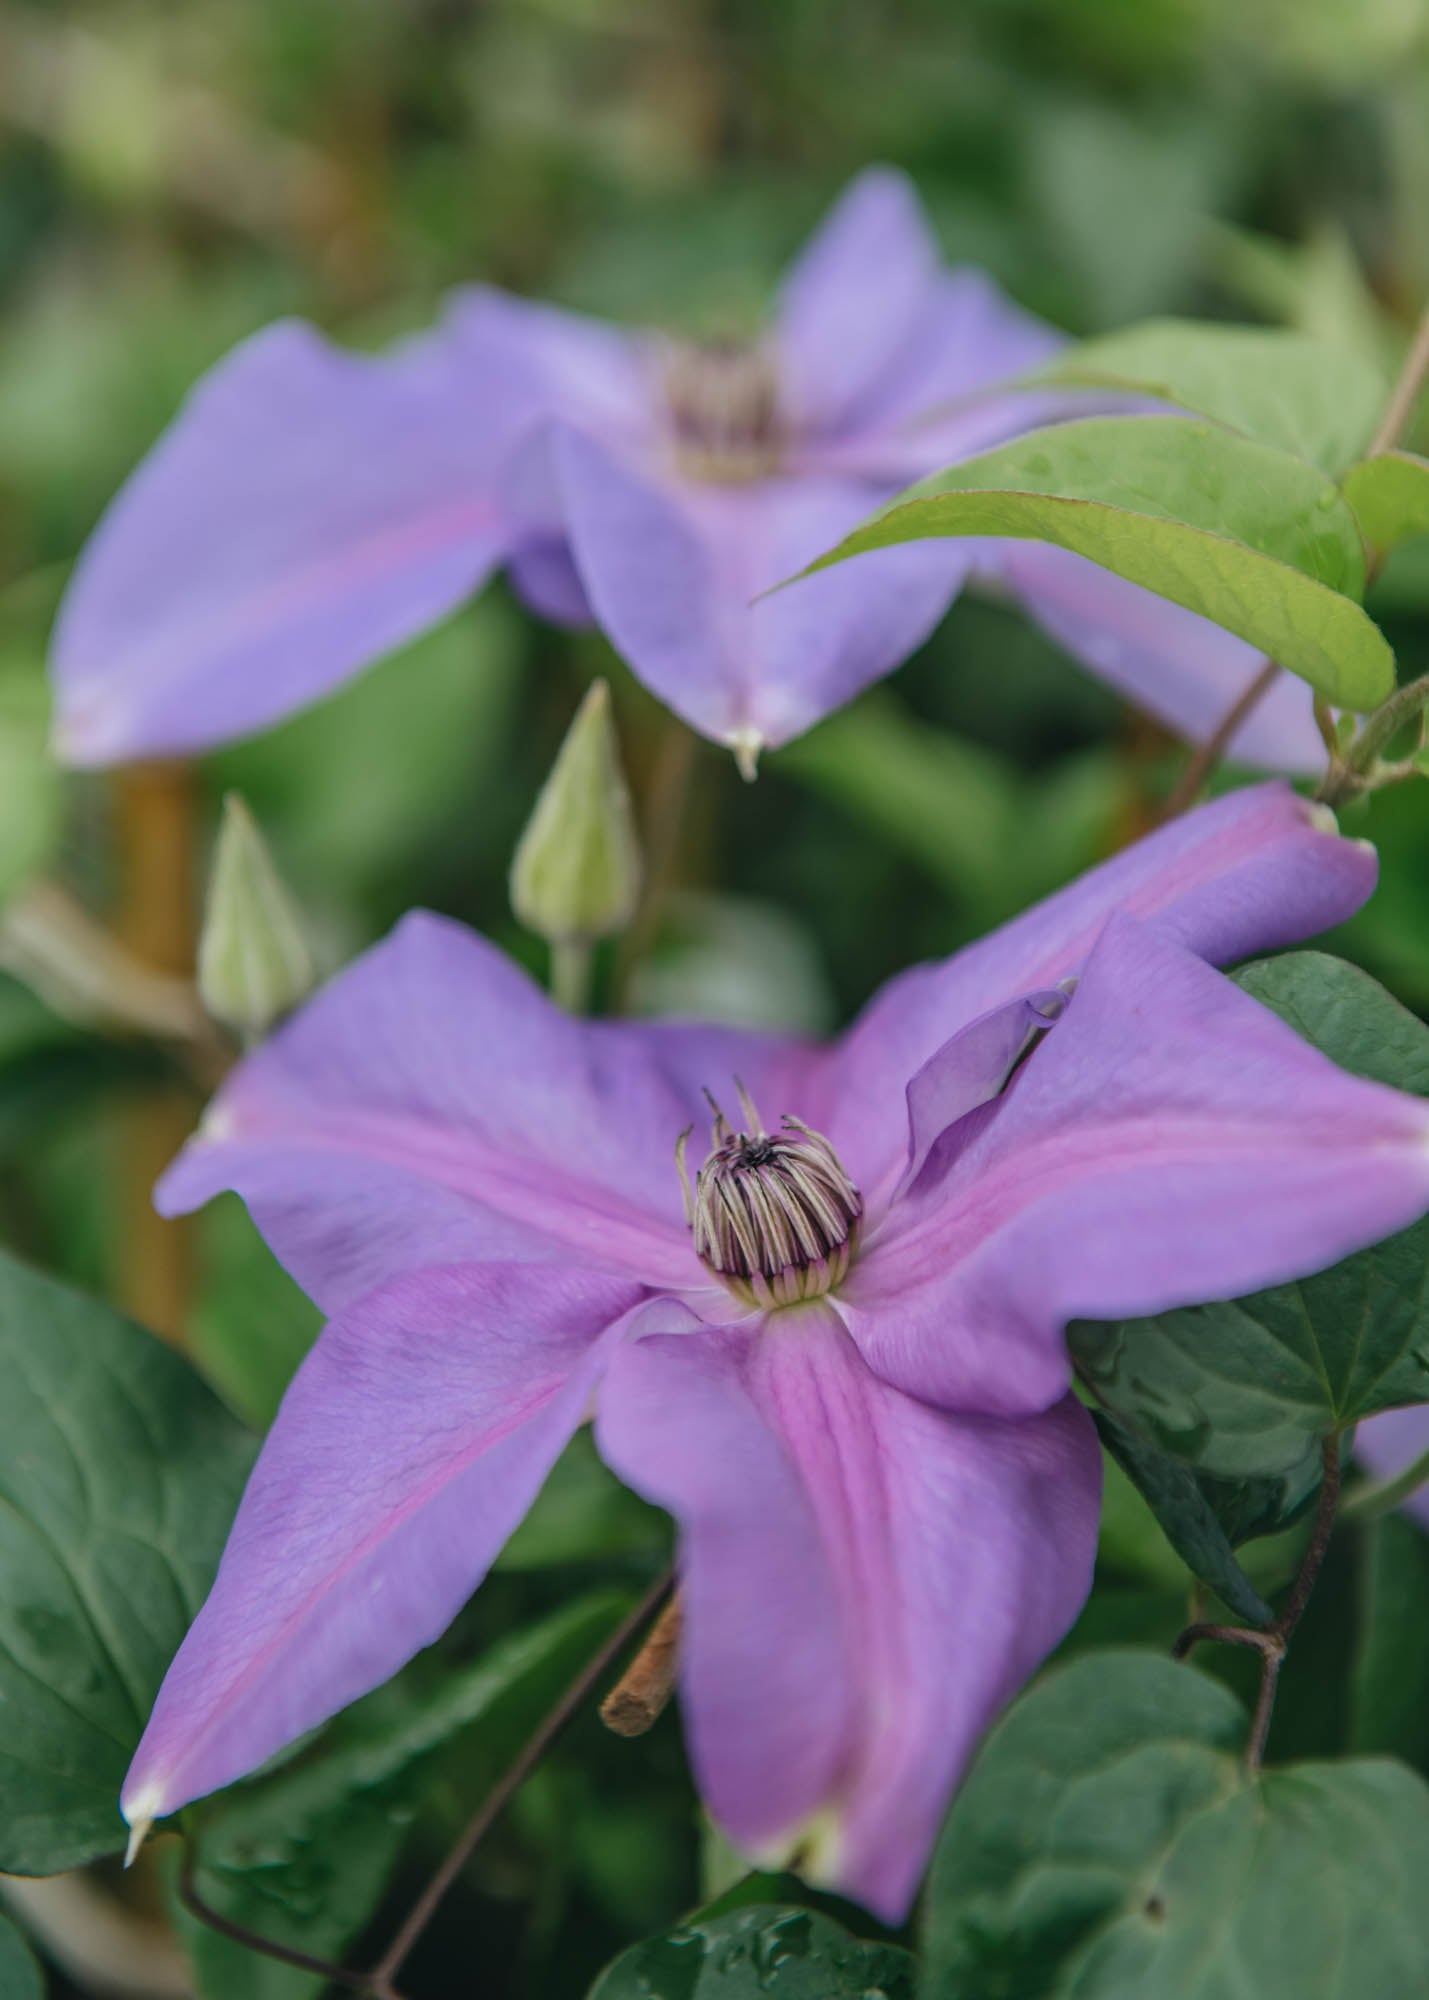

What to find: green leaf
left=924, top=1649, right=1429, bottom=1999
left=1092, top=1411, right=1275, bottom=1623
left=796, top=418, right=1394, bottom=710
left=0, top=1918, right=43, bottom=2000
left=1343, top=450, right=1429, bottom=557
left=1038, top=319, right=1387, bottom=474
left=1070, top=952, right=1429, bottom=1478
left=181, top=1592, right=632, bottom=2000
left=588, top=1906, right=915, bottom=2000
left=1351, top=1512, right=1429, bottom=1776
left=0, top=1251, right=253, bottom=1874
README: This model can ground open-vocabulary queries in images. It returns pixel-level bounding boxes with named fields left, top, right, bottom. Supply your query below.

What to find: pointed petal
left=994, top=541, right=1325, bottom=774
left=121, top=1263, right=654, bottom=1825
left=776, top=167, right=943, bottom=434
left=597, top=1307, right=1099, bottom=1922
left=899, top=987, right=1068, bottom=1197
left=548, top=425, right=968, bottom=751
left=51, top=322, right=506, bottom=765
left=814, top=782, right=1376, bottom=1193
left=849, top=912, right=1429, bottom=1412
left=159, top=912, right=796, bottom=1309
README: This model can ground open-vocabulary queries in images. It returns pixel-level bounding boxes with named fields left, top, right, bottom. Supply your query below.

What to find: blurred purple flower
left=120, top=787, right=1428, bottom=1919
left=1356, top=1407, right=1429, bottom=1529
left=50, top=168, right=1322, bottom=772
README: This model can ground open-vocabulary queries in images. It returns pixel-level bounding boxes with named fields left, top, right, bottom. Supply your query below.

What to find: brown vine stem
left=365, top=1566, right=676, bottom=1998
left=114, top=761, right=200, bottom=1346
left=1174, top=1433, right=1341, bottom=1771
left=1158, top=657, right=1284, bottom=823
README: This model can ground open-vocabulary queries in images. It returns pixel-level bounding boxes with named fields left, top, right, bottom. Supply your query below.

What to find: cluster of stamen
left=677, top=1084, right=863, bottom=1310
left=660, top=337, right=784, bottom=483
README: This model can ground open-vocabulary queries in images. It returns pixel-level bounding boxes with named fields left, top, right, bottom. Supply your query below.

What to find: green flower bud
left=198, top=794, right=314, bottom=1040
left=510, top=680, right=642, bottom=947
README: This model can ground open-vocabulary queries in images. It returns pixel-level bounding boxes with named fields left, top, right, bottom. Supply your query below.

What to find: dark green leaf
left=589, top=1906, right=915, bottom=2000
left=924, top=1648, right=1429, bottom=1999
left=1092, top=1411, right=1274, bottom=1622
left=181, top=1593, right=632, bottom=2000
left=0, top=1919, right=43, bottom=2000
left=1351, top=1512, right=1429, bottom=1775
left=1070, top=953, right=1429, bottom=1477
left=1343, top=450, right=1429, bottom=557
left=496, top=1429, right=669, bottom=1573
left=1037, top=320, right=1386, bottom=474
left=0, top=1251, right=254, bottom=1874
left=795, top=417, right=1393, bottom=709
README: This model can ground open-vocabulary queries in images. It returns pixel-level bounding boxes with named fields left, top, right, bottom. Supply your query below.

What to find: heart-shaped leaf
left=924, top=1649, right=1429, bottom=1999
left=0, top=1251, right=253, bottom=1874
left=589, top=1906, right=914, bottom=2000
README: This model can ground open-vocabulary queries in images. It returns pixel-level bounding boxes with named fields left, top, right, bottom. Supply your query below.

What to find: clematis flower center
left=660, top=338, right=784, bottom=483
left=676, top=1083, right=863, bottom=1310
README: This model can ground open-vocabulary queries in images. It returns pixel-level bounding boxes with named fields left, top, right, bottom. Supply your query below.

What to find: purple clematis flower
left=119, top=786, right=1429, bottom=1919
left=50, top=167, right=1320, bottom=774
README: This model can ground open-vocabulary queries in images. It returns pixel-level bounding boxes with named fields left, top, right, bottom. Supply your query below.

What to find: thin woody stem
left=1366, top=303, right=1429, bottom=458
left=1159, top=658, right=1283, bottom=822
left=178, top=1844, right=389, bottom=1997
left=1318, top=670, right=1429, bottom=805
left=600, top=1594, right=683, bottom=1736
left=366, top=1566, right=676, bottom=1997
left=1173, top=1433, right=1341, bottom=1771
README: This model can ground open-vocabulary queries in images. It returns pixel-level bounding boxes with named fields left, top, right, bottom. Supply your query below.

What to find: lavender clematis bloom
left=52, top=165, right=1316, bottom=771
left=120, top=788, right=1429, bottom=1918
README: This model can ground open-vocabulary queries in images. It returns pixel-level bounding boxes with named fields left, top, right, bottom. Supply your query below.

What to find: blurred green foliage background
left=8, top=1, right=1429, bottom=1992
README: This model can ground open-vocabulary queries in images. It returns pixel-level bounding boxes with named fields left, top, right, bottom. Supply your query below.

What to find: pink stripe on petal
left=597, top=1308, right=1099, bottom=1922
left=123, top=1266, right=665, bottom=1825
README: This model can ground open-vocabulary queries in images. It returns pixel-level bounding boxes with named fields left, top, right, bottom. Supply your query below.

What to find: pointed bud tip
left=728, top=728, right=763, bottom=782
left=511, top=680, right=642, bottom=946
left=123, top=1811, right=156, bottom=1869
left=198, top=791, right=315, bottom=1040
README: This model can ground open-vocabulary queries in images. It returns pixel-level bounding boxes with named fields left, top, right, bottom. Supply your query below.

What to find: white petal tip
left=1303, top=800, right=1340, bottom=835
left=728, top=729, right=763, bottom=783
left=123, top=1815, right=155, bottom=1869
